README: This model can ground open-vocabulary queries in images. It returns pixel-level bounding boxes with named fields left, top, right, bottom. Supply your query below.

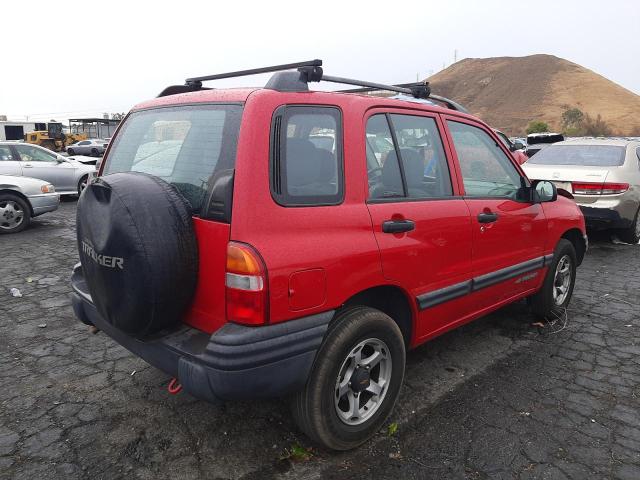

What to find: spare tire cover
left=76, top=172, right=198, bottom=337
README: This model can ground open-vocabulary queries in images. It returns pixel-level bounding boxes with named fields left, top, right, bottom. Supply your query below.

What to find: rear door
left=365, top=110, right=473, bottom=341
left=444, top=117, right=547, bottom=309
left=0, top=145, right=22, bottom=176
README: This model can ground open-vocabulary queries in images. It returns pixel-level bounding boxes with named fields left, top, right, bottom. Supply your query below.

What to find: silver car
left=523, top=139, right=640, bottom=243
left=0, top=175, right=59, bottom=233
left=66, top=139, right=106, bottom=157
left=0, top=142, right=96, bottom=195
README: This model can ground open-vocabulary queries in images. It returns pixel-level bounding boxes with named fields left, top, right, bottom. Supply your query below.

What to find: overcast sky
left=1, top=0, right=638, bottom=123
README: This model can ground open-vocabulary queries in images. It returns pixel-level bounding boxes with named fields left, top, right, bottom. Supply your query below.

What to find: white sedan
left=0, top=175, right=59, bottom=233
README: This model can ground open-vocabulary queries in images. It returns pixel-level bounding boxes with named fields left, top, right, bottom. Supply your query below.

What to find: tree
left=581, top=113, right=612, bottom=137
left=526, top=121, right=550, bottom=134
left=561, top=108, right=584, bottom=130
left=111, top=113, right=125, bottom=120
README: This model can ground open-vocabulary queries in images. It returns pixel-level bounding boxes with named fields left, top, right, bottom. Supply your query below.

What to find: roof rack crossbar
left=185, top=59, right=322, bottom=85
left=337, top=82, right=467, bottom=113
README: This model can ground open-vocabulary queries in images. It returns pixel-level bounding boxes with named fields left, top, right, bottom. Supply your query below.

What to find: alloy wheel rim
left=552, top=254, right=572, bottom=306
left=334, top=338, right=392, bottom=426
left=0, top=200, right=25, bottom=230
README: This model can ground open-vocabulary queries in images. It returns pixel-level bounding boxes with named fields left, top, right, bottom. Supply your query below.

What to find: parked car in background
left=511, top=137, right=527, bottom=150
left=66, top=139, right=106, bottom=157
left=494, top=129, right=528, bottom=164
left=0, top=142, right=95, bottom=196
left=0, top=175, right=58, bottom=233
left=526, top=132, right=564, bottom=158
left=70, top=60, right=587, bottom=451
left=523, top=138, right=640, bottom=243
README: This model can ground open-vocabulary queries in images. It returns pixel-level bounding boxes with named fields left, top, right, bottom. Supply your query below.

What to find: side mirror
left=533, top=180, right=557, bottom=203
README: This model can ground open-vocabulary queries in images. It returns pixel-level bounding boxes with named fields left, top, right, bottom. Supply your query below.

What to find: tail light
left=225, top=242, right=268, bottom=325
left=572, top=182, right=629, bottom=195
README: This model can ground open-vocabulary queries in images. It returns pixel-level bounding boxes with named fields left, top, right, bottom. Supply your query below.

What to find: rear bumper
left=70, top=264, right=332, bottom=404
left=579, top=205, right=633, bottom=230
left=28, top=193, right=60, bottom=216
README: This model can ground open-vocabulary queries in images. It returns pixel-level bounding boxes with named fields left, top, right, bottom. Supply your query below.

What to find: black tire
left=0, top=193, right=31, bottom=234
left=617, top=207, right=640, bottom=244
left=91, top=148, right=99, bottom=157
left=67, top=148, right=75, bottom=156
left=76, top=172, right=198, bottom=337
left=530, top=239, right=577, bottom=319
left=77, top=175, right=88, bottom=196
left=292, top=307, right=405, bottom=450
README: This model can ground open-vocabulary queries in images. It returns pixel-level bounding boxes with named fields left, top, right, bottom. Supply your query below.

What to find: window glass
left=15, top=145, right=57, bottom=162
left=104, top=105, right=242, bottom=213
left=79, top=141, right=91, bottom=146
left=366, top=114, right=403, bottom=198
left=0, top=146, right=13, bottom=161
left=272, top=106, right=343, bottom=205
left=527, top=144, right=626, bottom=167
left=389, top=114, right=452, bottom=198
left=447, top=121, right=521, bottom=198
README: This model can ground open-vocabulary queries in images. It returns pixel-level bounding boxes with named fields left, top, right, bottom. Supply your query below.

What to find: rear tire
left=67, top=148, right=75, bottom=156
left=91, top=148, right=99, bottom=157
left=530, top=239, right=577, bottom=319
left=0, top=193, right=30, bottom=234
left=618, top=208, right=640, bottom=244
left=292, top=307, right=405, bottom=451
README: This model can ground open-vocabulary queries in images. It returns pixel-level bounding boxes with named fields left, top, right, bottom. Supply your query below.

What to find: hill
left=426, top=54, right=640, bottom=136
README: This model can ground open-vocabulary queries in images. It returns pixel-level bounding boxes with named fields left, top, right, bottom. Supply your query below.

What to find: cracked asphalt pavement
left=1, top=200, right=640, bottom=479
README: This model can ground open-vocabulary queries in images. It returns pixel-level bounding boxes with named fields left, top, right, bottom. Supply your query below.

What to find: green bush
left=526, top=121, right=550, bottom=134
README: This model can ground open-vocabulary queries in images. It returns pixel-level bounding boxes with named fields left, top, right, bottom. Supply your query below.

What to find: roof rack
left=337, top=82, right=468, bottom=113
left=157, top=59, right=466, bottom=112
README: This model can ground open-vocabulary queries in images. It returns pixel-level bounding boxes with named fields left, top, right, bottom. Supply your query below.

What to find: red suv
left=71, top=60, right=587, bottom=450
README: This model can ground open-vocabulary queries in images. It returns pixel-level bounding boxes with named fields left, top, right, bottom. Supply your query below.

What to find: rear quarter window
left=103, top=104, right=242, bottom=213
left=270, top=105, right=343, bottom=206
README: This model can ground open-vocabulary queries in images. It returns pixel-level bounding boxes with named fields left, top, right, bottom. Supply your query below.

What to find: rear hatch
left=100, top=103, right=243, bottom=333
left=523, top=144, right=627, bottom=203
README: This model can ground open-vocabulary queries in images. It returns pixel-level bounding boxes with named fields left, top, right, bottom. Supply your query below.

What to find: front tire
left=0, top=194, right=31, bottom=234
left=67, top=148, right=75, bottom=156
left=530, top=239, right=577, bottom=319
left=78, top=175, right=89, bottom=196
left=292, top=307, right=405, bottom=450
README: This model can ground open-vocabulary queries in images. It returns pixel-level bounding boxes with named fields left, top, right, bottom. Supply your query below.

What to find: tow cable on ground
left=167, top=378, right=183, bottom=394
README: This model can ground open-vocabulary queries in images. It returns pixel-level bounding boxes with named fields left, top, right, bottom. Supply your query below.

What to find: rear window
left=528, top=144, right=626, bottom=166
left=103, top=104, right=242, bottom=213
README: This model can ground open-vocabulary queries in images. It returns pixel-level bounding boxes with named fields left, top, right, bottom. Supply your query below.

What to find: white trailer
left=0, top=121, right=46, bottom=141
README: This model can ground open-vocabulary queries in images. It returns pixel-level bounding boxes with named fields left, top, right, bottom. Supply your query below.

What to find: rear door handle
left=23, top=164, right=33, bottom=168
left=382, top=219, right=415, bottom=233
left=477, top=212, right=499, bottom=223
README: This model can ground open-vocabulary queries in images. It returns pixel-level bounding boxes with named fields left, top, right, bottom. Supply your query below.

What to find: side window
left=366, top=113, right=453, bottom=200
left=271, top=106, right=343, bottom=206
left=0, top=146, right=13, bottom=161
left=15, top=145, right=57, bottom=162
left=79, top=141, right=91, bottom=146
left=366, top=115, right=403, bottom=198
left=447, top=121, right=521, bottom=198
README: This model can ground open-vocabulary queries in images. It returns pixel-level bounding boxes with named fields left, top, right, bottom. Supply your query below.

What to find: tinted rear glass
left=527, top=144, right=626, bottom=166
left=103, top=104, right=242, bottom=213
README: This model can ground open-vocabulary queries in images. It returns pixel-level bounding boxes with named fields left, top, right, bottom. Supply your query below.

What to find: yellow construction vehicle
left=24, top=122, right=87, bottom=152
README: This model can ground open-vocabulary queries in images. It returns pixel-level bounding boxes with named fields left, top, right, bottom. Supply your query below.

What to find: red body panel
left=120, top=87, right=586, bottom=346
left=182, top=218, right=230, bottom=333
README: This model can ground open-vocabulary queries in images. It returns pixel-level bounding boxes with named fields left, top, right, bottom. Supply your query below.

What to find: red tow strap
left=167, top=377, right=183, bottom=394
